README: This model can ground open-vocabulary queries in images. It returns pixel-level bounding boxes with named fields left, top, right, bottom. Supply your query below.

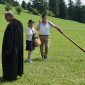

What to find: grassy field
left=0, top=4, right=85, bottom=85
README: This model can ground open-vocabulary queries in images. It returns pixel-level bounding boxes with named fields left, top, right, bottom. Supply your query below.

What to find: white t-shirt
left=25, top=26, right=35, bottom=41
left=37, top=21, right=53, bottom=35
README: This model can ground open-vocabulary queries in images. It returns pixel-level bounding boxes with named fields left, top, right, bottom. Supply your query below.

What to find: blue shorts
left=26, top=40, right=35, bottom=51
left=26, top=35, right=35, bottom=51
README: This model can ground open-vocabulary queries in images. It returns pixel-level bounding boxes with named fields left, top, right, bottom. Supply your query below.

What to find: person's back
left=2, top=11, right=23, bottom=81
left=11, top=18, right=23, bottom=76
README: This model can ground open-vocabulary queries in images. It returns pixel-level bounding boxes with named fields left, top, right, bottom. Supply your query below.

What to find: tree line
left=0, top=0, right=85, bottom=23
left=29, top=0, right=85, bottom=23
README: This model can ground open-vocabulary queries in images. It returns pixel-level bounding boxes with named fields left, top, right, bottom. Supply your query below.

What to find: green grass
left=0, top=4, right=85, bottom=85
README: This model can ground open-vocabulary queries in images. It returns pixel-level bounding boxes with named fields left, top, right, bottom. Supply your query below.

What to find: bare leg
left=28, top=51, right=32, bottom=60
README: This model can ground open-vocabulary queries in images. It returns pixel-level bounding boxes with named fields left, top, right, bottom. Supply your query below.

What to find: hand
left=33, top=31, right=37, bottom=35
left=57, top=28, right=63, bottom=34
left=55, top=26, right=63, bottom=33
left=56, top=27, right=63, bottom=33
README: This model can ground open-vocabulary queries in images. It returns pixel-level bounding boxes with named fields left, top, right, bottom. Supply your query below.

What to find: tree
left=5, top=3, right=12, bottom=11
left=59, top=0, right=67, bottom=19
left=27, top=2, right=31, bottom=12
left=49, top=0, right=59, bottom=17
left=31, top=0, right=38, bottom=8
left=68, top=0, right=74, bottom=20
left=31, top=0, right=47, bottom=14
left=5, top=0, right=14, bottom=4
left=38, top=0, right=46, bottom=14
left=81, top=6, right=85, bottom=23
left=74, top=0, right=82, bottom=22
left=0, top=0, right=14, bottom=5
left=44, top=1, right=49, bottom=9
left=15, top=6, right=23, bottom=14
left=0, top=0, right=4, bottom=4
left=21, top=0, right=27, bottom=9
left=38, top=0, right=47, bottom=14
left=46, top=10, right=55, bottom=17
left=13, top=1, right=20, bottom=7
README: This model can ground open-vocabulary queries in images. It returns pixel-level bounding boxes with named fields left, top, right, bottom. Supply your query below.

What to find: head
left=42, top=15, right=47, bottom=23
left=5, top=11, right=14, bottom=22
left=28, top=20, right=34, bottom=28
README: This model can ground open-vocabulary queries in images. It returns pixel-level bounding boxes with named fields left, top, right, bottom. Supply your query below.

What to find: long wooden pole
left=30, top=7, right=85, bottom=53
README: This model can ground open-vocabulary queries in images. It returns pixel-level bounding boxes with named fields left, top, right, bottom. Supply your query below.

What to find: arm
left=36, top=20, right=41, bottom=31
left=48, top=21, right=63, bottom=34
left=26, top=28, right=33, bottom=37
left=33, top=27, right=37, bottom=35
left=4, top=25, right=15, bottom=54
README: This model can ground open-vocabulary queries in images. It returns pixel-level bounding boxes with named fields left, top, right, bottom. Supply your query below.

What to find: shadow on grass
left=32, top=58, right=43, bottom=61
left=24, top=60, right=28, bottom=63
left=0, top=77, right=20, bottom=83
left=15, top=13, right=21, bottom=15
left=0, top=77, right=6, bottom=83
left=24, top=58, right=43, bottom=63
left=24, top=11, right=29, bottom=13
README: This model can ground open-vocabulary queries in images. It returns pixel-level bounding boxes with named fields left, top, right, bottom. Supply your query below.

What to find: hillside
left=0, top=4, right=85, bottom=30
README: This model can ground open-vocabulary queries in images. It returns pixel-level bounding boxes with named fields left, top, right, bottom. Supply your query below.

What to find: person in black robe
left=2, top=11, right=23, bottom=81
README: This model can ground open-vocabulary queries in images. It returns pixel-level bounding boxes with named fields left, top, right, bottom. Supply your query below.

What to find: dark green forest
left=0, top=0, right=85, bottom=23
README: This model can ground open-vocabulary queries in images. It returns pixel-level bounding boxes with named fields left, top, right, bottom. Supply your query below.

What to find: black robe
left=2, top=18, right=23, bottom=81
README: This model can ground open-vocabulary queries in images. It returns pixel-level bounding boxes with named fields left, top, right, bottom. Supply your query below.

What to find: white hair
left=5, top=11, right=14, bottom=18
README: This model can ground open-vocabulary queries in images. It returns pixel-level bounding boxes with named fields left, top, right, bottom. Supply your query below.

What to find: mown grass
left=0, top=4, right=85, bottom=85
